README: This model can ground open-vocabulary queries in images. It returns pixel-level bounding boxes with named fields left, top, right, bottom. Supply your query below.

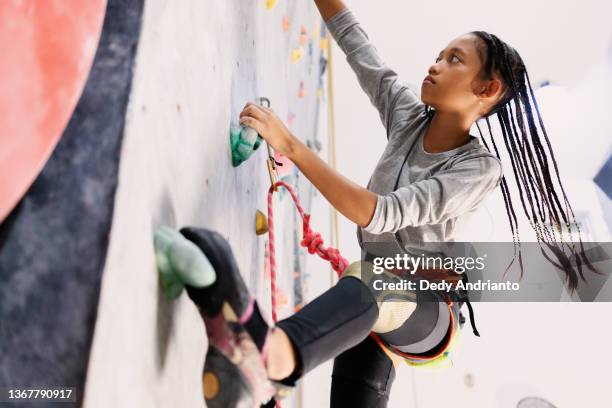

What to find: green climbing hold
left=154, top=226, right=217, bottom=299
left=230, top=125, right=263, bottom=167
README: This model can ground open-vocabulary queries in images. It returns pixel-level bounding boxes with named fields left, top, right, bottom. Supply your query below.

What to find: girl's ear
left=484, top=79, right=503, bottom=99
left=476, top=79, right=504, bottom=109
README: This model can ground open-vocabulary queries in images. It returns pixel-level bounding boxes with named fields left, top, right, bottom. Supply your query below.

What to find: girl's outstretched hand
left=239, top=102, right=296, bottom=157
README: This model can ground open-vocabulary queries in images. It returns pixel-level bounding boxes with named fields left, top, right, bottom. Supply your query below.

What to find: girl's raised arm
left=313, top=0, right=347, bottom=22
left=321, top=6, right=423, bottom=140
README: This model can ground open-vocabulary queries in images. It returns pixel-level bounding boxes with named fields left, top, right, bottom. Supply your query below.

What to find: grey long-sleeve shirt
left=324, top=8, right=503, bottom=256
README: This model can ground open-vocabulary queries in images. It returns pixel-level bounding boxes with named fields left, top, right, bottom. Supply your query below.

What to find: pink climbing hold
left=273, top=152, right=294, bottom=178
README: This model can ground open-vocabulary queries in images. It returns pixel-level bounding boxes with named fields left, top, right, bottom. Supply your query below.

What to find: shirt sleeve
left=363, top=157, right=503, bottom=234
left=324, top=8, right=423, bottom=139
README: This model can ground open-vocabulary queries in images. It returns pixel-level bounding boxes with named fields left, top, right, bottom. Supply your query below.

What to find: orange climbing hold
left=298, top=81, right=306, bottom=99
left=299, top=26, right=308, bottom=47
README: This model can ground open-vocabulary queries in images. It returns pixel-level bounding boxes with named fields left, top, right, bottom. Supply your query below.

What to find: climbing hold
left=298, top=80, right=306, bottom=99
left=255, top=210, right=269, bottom=235
left=282, top=15, right=290, bottom=32
left=275, top=287, right=289, bottom=309
left=320, top=37, right=329, bottom=50
left=154, top=226, right=216, bottom=299
left=230, top=124, right=263, bottom=167
left=273, top=152, right=294, bottom=178
left=266, top=0, right=278, bottom=10
left=319, top=55, right=328, bottom=76
left=299, top=26, right=308, bottom=47
left=317, top=86, right=324, bottom=99
left=291, top=47, right=304, bottom=63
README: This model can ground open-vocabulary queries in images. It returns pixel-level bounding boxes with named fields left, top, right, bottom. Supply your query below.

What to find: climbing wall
left=83, top=1, right=330, bottom=407
left=0, top=1, right=331, bottom=407
left=0, top=0, right=143, bottom=403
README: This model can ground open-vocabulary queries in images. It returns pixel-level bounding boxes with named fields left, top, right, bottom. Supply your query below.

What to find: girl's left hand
left=239, top=102, right=296, bottom=157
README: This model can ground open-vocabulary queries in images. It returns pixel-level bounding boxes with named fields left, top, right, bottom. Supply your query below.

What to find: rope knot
left=326, top=247, right=349, bottom=273
left=267, top=181, right=349, bottom=331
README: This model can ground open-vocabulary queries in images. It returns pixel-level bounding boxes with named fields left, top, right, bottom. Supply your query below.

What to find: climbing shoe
left=178, top=227, right=284, bottom=407
left=154, top=226, right=216, bottom=299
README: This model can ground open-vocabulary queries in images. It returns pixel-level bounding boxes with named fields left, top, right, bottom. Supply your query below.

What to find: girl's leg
left=272, top=273, right=380, bottom=384
left=330, top=335, right=397, bottom=408
left=168, top=227, right=382, bottom=406
left=157, top=227, right=450, bottom=407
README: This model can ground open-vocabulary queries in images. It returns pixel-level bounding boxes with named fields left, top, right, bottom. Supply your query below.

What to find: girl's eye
left=435, top=54, right=461, bottom=63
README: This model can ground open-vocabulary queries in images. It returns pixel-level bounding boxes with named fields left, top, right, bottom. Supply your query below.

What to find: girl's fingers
left=241, top=102, right=267, bottom=120
left=239, top=116, right=264, bottom=135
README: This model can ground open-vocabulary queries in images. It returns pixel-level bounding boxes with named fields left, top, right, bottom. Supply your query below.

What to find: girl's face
left=421, top=33, right=503, bottom=118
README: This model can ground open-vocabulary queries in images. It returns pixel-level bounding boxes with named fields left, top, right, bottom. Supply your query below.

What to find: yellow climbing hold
left=266, top=0, right=278, bottom=10
left=203, top=372, right=220, bottom=400
left=291, top=47, right=304, bottom=63
left=255, top=210, right=269, bottom=235
left=320, top=37, right=329, bottom=50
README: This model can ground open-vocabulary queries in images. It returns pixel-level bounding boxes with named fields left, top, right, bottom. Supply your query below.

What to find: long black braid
left=425, top=31, right=600, bottom=292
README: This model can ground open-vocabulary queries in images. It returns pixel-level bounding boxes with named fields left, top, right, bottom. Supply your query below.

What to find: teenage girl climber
left=154, top=0, right=597, bottom=406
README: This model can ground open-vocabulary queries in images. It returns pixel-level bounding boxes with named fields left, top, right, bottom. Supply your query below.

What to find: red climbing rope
left=266, top=180, right=349, bottom=323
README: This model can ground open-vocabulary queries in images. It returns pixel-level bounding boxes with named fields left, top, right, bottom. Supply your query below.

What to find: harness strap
left=464, top=300, right=480, bottom=337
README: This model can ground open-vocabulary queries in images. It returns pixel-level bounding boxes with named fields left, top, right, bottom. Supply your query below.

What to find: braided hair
left=426, top=31, right=600, bottom=292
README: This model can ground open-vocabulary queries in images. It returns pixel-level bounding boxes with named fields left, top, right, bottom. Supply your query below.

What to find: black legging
left=331, top=335, right=396, bottom=408
left=275, top=276, right=396, bottom=407
left=275, top=270, right=449, bottom=407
